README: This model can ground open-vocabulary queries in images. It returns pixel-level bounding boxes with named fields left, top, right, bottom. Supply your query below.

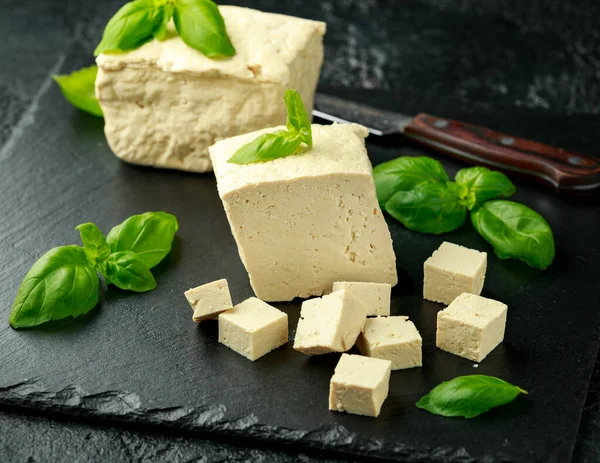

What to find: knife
left=312, top=93, right=600, bottom=193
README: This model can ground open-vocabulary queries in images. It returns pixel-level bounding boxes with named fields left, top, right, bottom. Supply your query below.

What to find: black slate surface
left=1, top=1, right=600, bottom=462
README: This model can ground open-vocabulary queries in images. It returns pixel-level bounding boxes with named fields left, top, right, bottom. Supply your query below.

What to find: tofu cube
left=184, top=278, right=233, bottom=322
left=210, top=123, right=398, bottom=301
left=218, top=297, right=288, bottom=361
left=424, top=242, right=487, bottom=305
left=332, top=281, right=391, bottom=316
left=436, top=293, right=507, bottom=362
left=96, top=6, right=326, bottom=173
left=356, top=316, right=422, bottom=370
left=329, top=354, right=392, bottom=417
left=293, top=290, right=367, bottom=355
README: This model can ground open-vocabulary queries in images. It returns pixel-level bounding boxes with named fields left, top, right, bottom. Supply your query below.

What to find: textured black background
left=1, top=0, right=600, bottom=462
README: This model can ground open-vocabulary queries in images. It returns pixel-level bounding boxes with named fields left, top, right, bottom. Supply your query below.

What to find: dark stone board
left=1, top=1, right=600, bottom=462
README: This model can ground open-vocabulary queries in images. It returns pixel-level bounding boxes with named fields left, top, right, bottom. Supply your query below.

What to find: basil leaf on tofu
left=101, top=251, right=157, bottom=292
left=417, top=375, right=527, bottom=418
left=284, top=89, right=312, bottom=146
left=471, top=200, right=555, bottom=269
left=106, top=211, right=179, bottom=269
left=373, top=156, right=450, bottom=207
left=173, top=0, right=235, bottom=59
left=384, top=182, right=467, bottom=234
left=9, top=246, right=99, bottom=329
left=455, top=166, right=516, bottom=208
left=52, top=66, right=103, bottom=117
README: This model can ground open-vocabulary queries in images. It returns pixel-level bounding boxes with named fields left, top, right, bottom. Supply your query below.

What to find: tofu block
left=423, top=241, right=487, bottom=305
left=329, top=354, right=392, bottom=417
left=293, top=290, right=367, bottom=355
left=356, top=316, right=422, bottom=370
left=218, top=297, right=288, bottom=361
left=96, top=6, right=326, bottom=173
left=184, top=279, right=233, bottom=322
left=210, top=123, right=398, bottom=301
left=332, top=281, right=391, bottom=316
left=436, top=293, right=507, bottom=362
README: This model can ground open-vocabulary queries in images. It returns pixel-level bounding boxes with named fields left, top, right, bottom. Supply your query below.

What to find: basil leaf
left=52, top=66, right=103, bottom=117
left=373, top=156, right=450, bottom=207
left=471, top=200, right=555, bottom=269
left=9, top=246, right=99, bottom=329
left=154, top=4, right=174, bottom=41
left=455, top=166, right=516, bottom=208
left=227, top=131, right=302, bottom=165
left=385, top=182, right=467, bottom=234
left=76, top=222, right=110, bottom=266
left=106, top=212, right=179, bottom=269
left=284, top=89, right=312, bottom=146
left=173, top=0, right=235, bottom=59
left=416, top=375, right=527, bottom=418
left=94, top=0, right=165, bottom=56
left=101, top=251, right=156, bottom=292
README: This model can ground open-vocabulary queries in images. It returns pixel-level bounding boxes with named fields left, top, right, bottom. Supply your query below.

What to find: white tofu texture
left=356, top=316, right=422, bottom=370
left=218, top=297, right=288, bottom=361
left=423, top=241, right=487, bottom=305
left=329, top=354, right=391, bottom=417
left=332, top=281, right=391, bottom=316
left=95, top=6, right=326, bottom=173
left=184, top=278, right=233, bottom=322
left=210, top=123, right=398, bottom=301
left=436, top=292, right=507, bottom=362
left=293, top=290, right=367, bottom=355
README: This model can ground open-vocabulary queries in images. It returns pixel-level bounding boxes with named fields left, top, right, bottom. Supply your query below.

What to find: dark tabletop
left=1, top=0, right=599, bottom=462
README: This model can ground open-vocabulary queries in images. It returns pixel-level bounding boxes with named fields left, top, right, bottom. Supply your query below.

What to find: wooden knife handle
left=403, top=114, right=600, bottom=193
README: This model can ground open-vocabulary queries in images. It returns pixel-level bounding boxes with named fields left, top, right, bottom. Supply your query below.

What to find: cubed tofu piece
left=332, top=281, right=391, bottom=316
left=436, top=293, right=507, bottom=362
left=423, top=242, right=487, bottom=305
left=218, top=297, right=288, bottom=361
left=293, top=290, right=367, bottom=355
left=210, top=123, right=398, bottom=301
left=329, top=354, right=392, bottom=417
left=184, top=278, right=233, bottom=322
left=356, top=316, right=422, bottom=370
left=96, top=6, right=326, bottom=173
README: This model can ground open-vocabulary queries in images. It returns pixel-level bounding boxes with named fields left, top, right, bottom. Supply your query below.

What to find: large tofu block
left=329, top=354, right=392, bottom=417
left=96, top=6, right=326, bottom=173
left=210, top=123, right=398, bottom=301
left=436, top=293, right=507, bottom=362
left=423, top=242, right=487, bottom=305
left=218, top=297, right=288, bottom=361
left=332, top=281, right=391, bottom=316
left=184, top=278, right=233, bottom=322
left=356, top=316, right=422, bottom=370
left=293, top=290, right=367, bottom=355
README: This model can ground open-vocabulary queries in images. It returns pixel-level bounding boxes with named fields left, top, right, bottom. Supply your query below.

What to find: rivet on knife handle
left=403, top=114, right=600, bottom=193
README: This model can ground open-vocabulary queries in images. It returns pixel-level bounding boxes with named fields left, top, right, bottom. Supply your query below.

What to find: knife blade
left=313, top=93, right=600, bottom=193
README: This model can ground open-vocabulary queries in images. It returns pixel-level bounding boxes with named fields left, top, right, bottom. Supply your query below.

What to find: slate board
left=2, top=1, right=600, bottom=462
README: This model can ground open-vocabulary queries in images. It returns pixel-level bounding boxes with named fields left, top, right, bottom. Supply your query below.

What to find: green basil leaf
left=284, top=89, right=312, bottom=146
left=102, top=252, right=156, bottom=292
left=52, top=66, right=103, bottom=117
left=471, top=200, right=555, bottom=269
left=76, top=222, right=110, bottom=266
left=94, top=0, right=165, bottom=56
left=227, top=131, right=302, bottom=165
left=384, top=182, right=467, bottom=234
left=455, top=166, right=516, bottom=208
left=154, top=4, right=174, bottom=41
left=106, top=212, right=178, bottom=269
left=9, top=246, right=99, bottom=329
left=373, top=156, right=450, bottom=207
left=416, top=375, right=527, bottom=418
left=173, top=0, right=235, bottom=59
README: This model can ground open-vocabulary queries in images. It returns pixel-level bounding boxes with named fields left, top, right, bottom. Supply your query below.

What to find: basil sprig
left=228, top=89, right=312, bottom=165
left=52, top=66, right=103, bottom=117
left=374, top=157, right=555, bottom=269
left=417, top=375, right=527, bottom=418
left=8, top=212, right=178, bottom=329
left=95, top=0, right=235, bottom=59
